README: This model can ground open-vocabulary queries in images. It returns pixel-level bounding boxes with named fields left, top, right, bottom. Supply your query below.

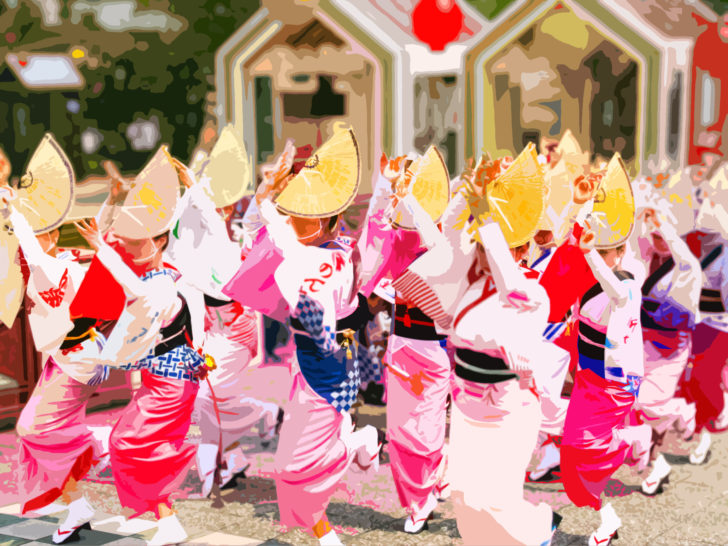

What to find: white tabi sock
left=147, top=514, right=187, bottom=546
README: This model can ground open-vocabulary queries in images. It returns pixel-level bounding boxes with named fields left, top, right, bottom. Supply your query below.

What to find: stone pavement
left=1, top=362, right=728, bottom=544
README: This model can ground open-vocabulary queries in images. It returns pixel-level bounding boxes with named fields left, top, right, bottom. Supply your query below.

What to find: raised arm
left=76, top=218, right=148, bottom=299
left=476, top=220, right=526, bottom=296
left=584, top=249, right=630, bottom=304
left=7, top=206, right=56, bottom=274
left=401, top=193, right=447, bottom=249
left=441, top=190, right=470, bottom=248
left=258, top=198, right=304, bottom=255
left=95, top=243, right=148, bottom=299
left=652, top=216, right=702, bottom=303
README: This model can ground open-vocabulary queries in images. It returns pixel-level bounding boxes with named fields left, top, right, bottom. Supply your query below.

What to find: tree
left=0, top=0, right=260, bottom=179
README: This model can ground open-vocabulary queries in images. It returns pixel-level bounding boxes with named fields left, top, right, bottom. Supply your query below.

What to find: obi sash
left=577, top=271, right=634, bottom=381
left=453, top=348, right=518, bottom=384
left=393, top=300, right=446, bottom=341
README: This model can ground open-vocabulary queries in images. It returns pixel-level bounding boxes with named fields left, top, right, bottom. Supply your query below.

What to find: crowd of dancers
left=0, top=124, right=726, bottom=546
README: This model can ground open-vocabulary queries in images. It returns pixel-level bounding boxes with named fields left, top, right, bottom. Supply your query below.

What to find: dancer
left=394, top=145, right=562, bottom=546
left=225, top=128, right=380, bottom=546
left=528, top=133, right=591, bottom=482
left=1, top=136, right=117, bottom=544
left=73, top=147, right=209, bottom=546
left=629, top=180, right=700, bottom=494
left=559, top=155, right=651, bottom=546
left=680, top=189, right=728, bottom=464
left=370, top=149, right=452, bottom=533
left=165, top=129, right=281, bottom=498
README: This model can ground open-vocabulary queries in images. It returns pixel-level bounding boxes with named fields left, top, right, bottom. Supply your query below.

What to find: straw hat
left=0, top=213, right=23, bottom=328
left=633, top=175, right=695, bottom=237
left=196, top=125, right=253, bottom=208
left=695, top=188, right=728, bottom=239
left=392, top=146, right=450, bottom=230
left=588, top=153, right=635, bottom=249
left=111, top=146, right=181, bottom=239
left=538, top=131, right=590, bottom=239
left=0, top=135, right=74, bottom=327
left=274, top=126, right=360, bottom=218
left=467, top=142, right=547, bottom=248
left=14, top=133, right=75, bottom=234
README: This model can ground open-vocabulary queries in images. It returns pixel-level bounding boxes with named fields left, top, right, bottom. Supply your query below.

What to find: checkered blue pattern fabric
left=358, top=344, right=383, bottom=384
left=328, top=353, right=361, bottom=413
left=293, top=291, right=337, bottom=354
left=117, top=344, right=204, bottom=383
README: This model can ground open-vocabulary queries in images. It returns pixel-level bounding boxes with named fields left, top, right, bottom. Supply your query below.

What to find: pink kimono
left=225, top=199, right=371, bottom=531
left=394, top=211, right=558, bottom=545
left=561, top=250, right=650, bottom=510
left=80, top=243, right=204, bottom=518
left=361, top=181, right=451, bottom=515
left=9, top=207, right=108, bottom=514
left=633, top=222, right=701, bottom=441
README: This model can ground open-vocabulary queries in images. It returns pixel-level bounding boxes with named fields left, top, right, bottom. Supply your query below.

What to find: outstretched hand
left=579, top=219, right=596, bottom=254
left=103, top=161, right=132, bottom=202
left=75, top=218, right=103, bottom=251
left=0, top=185, right=16, bottom=210
left=171, top=157, right=194, bottom=189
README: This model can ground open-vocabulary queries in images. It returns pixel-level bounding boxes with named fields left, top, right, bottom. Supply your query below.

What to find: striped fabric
left=392, top=269, right=452, bottom=330
left=542, top=321, right=567, bottom=342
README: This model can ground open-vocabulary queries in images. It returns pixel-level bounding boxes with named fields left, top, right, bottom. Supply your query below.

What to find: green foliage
left=1, top=0, right=261, bottom=179
left=701, top=1, right=728, bottom=15
left=463, top=0, right=519, bottom=20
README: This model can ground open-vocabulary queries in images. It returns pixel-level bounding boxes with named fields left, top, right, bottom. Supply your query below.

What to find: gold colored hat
left=274, top=127, right=360, bottom=218
left=392, top=146, right=450, bottom=230
left=468, top=142, right=547, bottom=248
left=556, top=129, right=582, bottom=157
left=198, top=125, right=252, bottom=208
left=112, top=146, right=181, bottom=239
left=15, top=134, right=75, bottom=234
left=537, top=130, right=590, bottom=238
left=589, top=153, right=635, bottom=249
left=0, top=218, right=24, bottom=328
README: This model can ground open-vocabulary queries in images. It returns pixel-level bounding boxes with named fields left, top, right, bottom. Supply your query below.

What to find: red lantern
left=412, top=0, right=464, bottom=52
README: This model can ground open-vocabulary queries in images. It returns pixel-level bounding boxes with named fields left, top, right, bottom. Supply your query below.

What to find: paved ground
left=1, top=358, right=728, bottom=545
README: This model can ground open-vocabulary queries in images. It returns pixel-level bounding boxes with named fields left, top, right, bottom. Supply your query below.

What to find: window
left=254, top=76, right=274, bottom=164
left=413, top=75, right=459, bottom=175
left=282, top=75, right=345, bottom=119
left=540, top=99, right=561, bottom=136
left=602, top=99, right=614, bottom=127
left=700, top=72, right=717, bottom=127
left=667, top=72, right=682, bottom=159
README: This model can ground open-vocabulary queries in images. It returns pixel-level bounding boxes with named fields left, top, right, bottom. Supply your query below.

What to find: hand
left=103, top=161, right=132, bottom=202
left=463, top=176, right=491, bottom=222
left=389, top=172, right=410, bottom=210
left=640, top=207, right=661, bottom=231
left=579, top=219, right=596, bottom=254
left=171, top=157, right=194, bottom=189
left=0, top=185, right=16, bottom=210
left=75, top=218, right=103, bottom=251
